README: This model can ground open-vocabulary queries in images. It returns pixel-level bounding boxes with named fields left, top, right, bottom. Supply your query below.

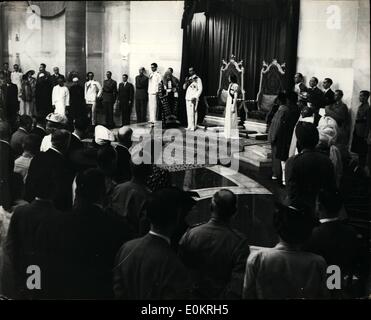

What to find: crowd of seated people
left=0, top=68, right=370, bottom=299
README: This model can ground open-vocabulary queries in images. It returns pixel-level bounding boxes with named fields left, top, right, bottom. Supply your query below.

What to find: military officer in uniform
left=183, top=67, right=203, bottom=131
left=178, top=189, right=250, bottom=299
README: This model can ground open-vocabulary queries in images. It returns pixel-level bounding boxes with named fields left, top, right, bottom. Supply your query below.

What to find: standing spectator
left=135, top=67, right=149, bottom=123
left=84, top=72, right=102, bottom=126
left=118, top=74, right=134, bottom=126
left=36, top=63, right=51, bottom=80
left=35, top=73, right=53, bottom=118
left=243, top=204, right=328, bottom=299
left=25, top=129, right=74, bottom=212
left=3, top=174, right=60, bottom=299
left=14, top=134, right=40, bottom=183
left=325, top=90, right=350, bottom=160
left=322, top=78, right=335, bottom=107
left=36, top=168, right=131, bottom=299
left=2, top=62, right=11, bottom=81
left=113, top=188, right=192, bottom=299
left=52, top=76, right=70, bottom=117
left=30, top=115, right=47, bottom=140
left=179, top=189, right=250, bottom=299
left=50, top=67, right=65, bottom=87
left=102, top=71, right=117, bottom=129
left=20, top=70, right=36, bottom=116
left=10, top=115, right=33, bottom=158
left=351, top=90, right=370, bottom=171
left=69, top=77, right=86, bottom=122
left=114, top=126, right=133, bottom=184
left=285, top=122, right=337, bottom=213
left=0, top=121, right=14, bottom=211
left=4, top=76, right=20, bottom=131
left=0, top=71, right=7, bottom=120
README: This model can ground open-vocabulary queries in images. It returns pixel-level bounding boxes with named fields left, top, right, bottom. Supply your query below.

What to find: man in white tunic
left=11, top=64, right=23, bottom=106
left=147, top=63, right=162, bottom=124
left=85, top=72, right=102, bottom=126
left=52, top=76, right=70, bottom=116
left=183, top=67, right=203, bottom=131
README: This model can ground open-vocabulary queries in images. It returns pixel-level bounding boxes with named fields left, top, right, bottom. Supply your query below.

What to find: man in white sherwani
left=52, top=76, right=70, bottom=116
left=147, top=63, right=162, bottom=124
left=183, top=67, right=203, bottom=131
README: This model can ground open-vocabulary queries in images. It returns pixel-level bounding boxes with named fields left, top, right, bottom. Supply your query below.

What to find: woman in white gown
left=224, top=74, right=239, bottom=139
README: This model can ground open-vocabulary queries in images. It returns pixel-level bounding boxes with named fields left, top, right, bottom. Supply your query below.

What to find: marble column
left=65, top=1, right=86, bottom=79
left=103, top=1, right=131, bottom=82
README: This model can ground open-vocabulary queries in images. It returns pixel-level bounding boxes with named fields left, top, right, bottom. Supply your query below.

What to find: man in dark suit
left=10, top=115, right=33, bottom=158
left=114, top=126, right=133, bottom=183
left=30, top=116, right=47, bottom=140
left=3, top=174, right=60, bottom=299
left=285, top=122, right=337, bottom=214
left=50, top=67, right=65, bottom=87
left=304, top=190, right=364, bottom=281
left=322, top=78, right=335, bottom=107
left=118, top=74, right=134, bottom=126
left=307, top=77, right=324, bottom=126
left=135, top=67, right=149, bottom=123
left=36, top=168, right=132, bottom=299
left=5, top=77, right=20, bottom=131
left=2, top=62, right=11, bottom=82
left=25, top=129, right=74, bottom=212
left=69, top=117, right=88, bottom=154
left=179, top=189, right=250, bottom=299
left=102, top=71, right=117, bottom=129
left=113, top=188, right=192, bottom=299
left=0, top=121, right=14, bottom=211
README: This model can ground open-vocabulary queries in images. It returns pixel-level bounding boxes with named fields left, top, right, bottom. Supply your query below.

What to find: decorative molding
left=261, top=59, right=286, bottom=74
left=221, top=54, right=244, bottom=73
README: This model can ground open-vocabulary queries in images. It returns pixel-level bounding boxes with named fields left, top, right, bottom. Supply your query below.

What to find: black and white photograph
left=0, top=0, right=370, bottom=309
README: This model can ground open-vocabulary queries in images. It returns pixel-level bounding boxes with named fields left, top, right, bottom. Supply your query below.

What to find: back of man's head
left=211, top=189, right=237, bottom=221
left=118, top=126, right=133, bottom=148
left=51, top=129, right=71, bottom=154
left=97, top=145, right=117, bottom=176
left=318, top=189, right=343, bottom=219
left=74, top=117, right=89, bottom=133
left=295, top=122, right=319, bottom=150
left=22, top=133, right=41, bottom=155
left=147, top=187, right=186, bottom=231
left=19, top=114, right=33, bottom=132
left=274, top=203, right=317, bottom=245
left=75, top=168, right=106, bottom=205
left=0, top=121, right=11, bottom=141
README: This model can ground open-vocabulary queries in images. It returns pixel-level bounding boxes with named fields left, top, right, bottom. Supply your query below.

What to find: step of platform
left=233, top=150, right=272, bottom=170
left=244, top=144, right=272, bottom=159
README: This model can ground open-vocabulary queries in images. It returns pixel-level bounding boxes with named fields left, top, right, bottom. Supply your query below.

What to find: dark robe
left=69, top=84, right=86, bottom=120
left=0, top=140, right=14, bottom=210
left=114, top=144, right=132, bottom=183
left=118, top=82, right=134, bottom=125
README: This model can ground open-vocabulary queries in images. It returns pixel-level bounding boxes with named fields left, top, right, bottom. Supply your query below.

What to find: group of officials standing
left=0, top=62, right=203, bottom=131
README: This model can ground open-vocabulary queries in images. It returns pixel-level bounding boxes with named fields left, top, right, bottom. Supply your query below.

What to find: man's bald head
left=118, top=126, right=133, bottom=148
left=211, top=189, right=237, bottom=221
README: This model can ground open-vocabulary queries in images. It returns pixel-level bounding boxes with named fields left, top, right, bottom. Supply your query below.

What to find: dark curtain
left=179, top=0, right=300, bottom=125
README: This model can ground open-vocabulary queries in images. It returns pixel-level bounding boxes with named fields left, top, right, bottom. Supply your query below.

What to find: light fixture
left=120, top=34, right=130, bottom=60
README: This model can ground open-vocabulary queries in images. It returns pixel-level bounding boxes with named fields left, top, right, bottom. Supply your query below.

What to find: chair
left=246, top=59, right=286, bottom=121
left=203, top=55, right=245, bottom=126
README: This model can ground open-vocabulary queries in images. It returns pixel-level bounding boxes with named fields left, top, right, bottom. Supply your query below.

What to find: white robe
left=52, top=85, right=70, bottom=116
left=224, top=83, right=239, bottom=139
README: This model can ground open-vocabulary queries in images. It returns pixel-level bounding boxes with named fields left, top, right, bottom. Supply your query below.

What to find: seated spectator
left=14, top=134, right=41, bottom=183
left=2, top=174, right=60, bottom=299
left=316, top=116, right=343, bottom=187
left=243, top=203, right=328, bottom=299
left=304, top=190, right=363, bottom=290
left=40, top=113, right=68, bottom=152
left=110, top=161, right=152, bottom=235
left=285, top=122, right=337, bottom=214
left=179, top=189, right=250, bottom=299
left=10, top=115, right=33, bottom=158
left=69, top=117, right=89, bottom=154
left=36, top=168, right=131, bottom=299
left=25, top=129, right=74, bottom=212
left=113, top=188, right=192, bottom=299
left=114, top=126, right=133, bottom=184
